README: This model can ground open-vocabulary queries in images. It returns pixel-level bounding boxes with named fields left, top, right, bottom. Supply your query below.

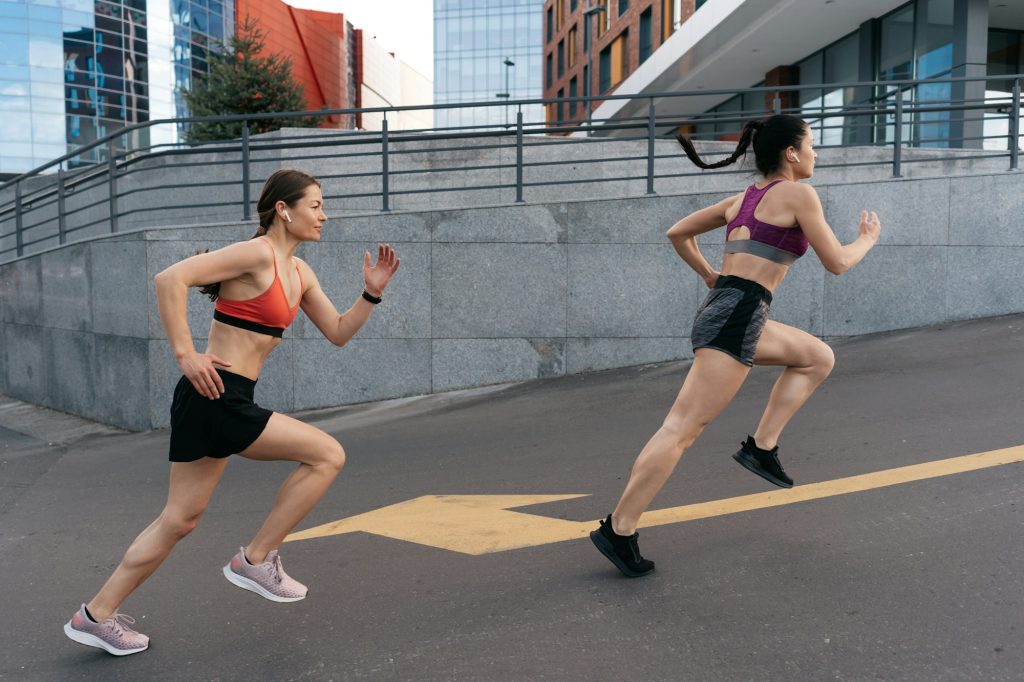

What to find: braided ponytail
left=676, top=120, right=760, bottom=170
left=676, top=114, right=807, bottom=177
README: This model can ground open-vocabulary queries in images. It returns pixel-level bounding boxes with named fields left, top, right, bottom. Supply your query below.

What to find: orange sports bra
left=213, top=237, right=303, bottom=338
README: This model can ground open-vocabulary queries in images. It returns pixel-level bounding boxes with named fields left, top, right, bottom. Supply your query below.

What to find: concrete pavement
left=1, top=314, right=1022, bottom=681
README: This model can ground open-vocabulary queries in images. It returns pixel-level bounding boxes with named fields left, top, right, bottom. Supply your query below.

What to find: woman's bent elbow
left=825, top=258, right=849, bottom=276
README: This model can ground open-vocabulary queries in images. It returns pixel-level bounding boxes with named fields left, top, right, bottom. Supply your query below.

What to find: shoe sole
left=589, top=530, right=653, bottom=578
left=222, top=565, right=306, bottom=603
left=63, top=622, right=148, bottom=656
left=732, top=450, right=793, bottom=488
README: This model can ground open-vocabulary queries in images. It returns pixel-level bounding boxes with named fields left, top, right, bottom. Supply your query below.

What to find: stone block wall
left=2, top=170, right=1023, bottom=430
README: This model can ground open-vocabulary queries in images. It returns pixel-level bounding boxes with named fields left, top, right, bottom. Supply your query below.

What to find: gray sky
left=283, top=0, right=434, bottom=78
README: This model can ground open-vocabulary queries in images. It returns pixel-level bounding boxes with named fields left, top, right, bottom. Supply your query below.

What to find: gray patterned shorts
left=691, top=275, right=772, bottom=367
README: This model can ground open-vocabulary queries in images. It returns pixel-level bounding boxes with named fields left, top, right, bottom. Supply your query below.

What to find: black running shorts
left=168, top=369, right=272, bottom=462
left=691, top=275, right=772, bottom=367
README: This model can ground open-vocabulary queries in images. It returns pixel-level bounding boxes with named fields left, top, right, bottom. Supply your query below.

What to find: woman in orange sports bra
left=64, top=168, right=400, bottom=655
left=589, top=115, right=882, bottom=578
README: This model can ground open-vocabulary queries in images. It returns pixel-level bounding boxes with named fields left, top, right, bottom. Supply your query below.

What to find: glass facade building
left=0, top=0, right=233, bottom=175
left=694, top=0, right=1023, bottom=150
left=433, top=0, right=544, bottom=129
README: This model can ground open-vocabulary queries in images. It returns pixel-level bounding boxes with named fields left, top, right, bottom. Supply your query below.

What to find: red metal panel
left=235, top=0, right=352, bottom=127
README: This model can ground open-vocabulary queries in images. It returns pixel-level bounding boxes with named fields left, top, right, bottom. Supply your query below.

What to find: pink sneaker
left=63, top=604, right=150, bottom=656
left=223, top=547, right=307, bottom=602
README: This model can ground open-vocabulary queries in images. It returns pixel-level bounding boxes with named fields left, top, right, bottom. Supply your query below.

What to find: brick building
left=542, top=0, right=705, bottom=129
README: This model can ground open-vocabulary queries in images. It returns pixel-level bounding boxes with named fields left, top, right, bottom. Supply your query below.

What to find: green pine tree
left=183, top=15, right=319, bottom=143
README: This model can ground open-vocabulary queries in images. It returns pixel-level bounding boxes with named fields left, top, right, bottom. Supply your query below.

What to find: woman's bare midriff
left=204, top=320, right=282, bottom=379
left=720, top=252, right=789, bottom=292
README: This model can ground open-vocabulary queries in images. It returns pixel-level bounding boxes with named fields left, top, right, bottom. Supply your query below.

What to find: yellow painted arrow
left=285, top=494, right=592, bottom=555
left=285, top=445, right=1024, bottom=555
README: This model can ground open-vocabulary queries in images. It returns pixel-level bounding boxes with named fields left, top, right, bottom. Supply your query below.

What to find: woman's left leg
left=749, top=320, right=836, bottom=449
left=236, top=412, right=346, bottom=563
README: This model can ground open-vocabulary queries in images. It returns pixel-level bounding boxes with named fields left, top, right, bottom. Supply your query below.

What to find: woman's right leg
left=611, top=348, right=751, bottom=535
left=86, top=457, right=229, bottom=620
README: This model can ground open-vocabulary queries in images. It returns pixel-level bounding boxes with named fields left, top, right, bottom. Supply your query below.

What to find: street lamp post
left=583, top=2, right=606, bottom=136
left=495, top=56, right=515, bottom=129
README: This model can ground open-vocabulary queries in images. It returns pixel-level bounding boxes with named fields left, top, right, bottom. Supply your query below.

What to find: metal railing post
left=646, top=99, right=656, bottom=195
left=892, top=88, right=904, bottom=178
left=381, top=117, right=390, bottom=212
left=241, top=122, right=251, bottom=220
left=515, top=110, right=524, bottom=203
left=57, top=167, right=67, bottom=245
left=108, top=152, right=119, bottom=233
left=1011, top=79, right=1020, bottom=171
left=773, top=94, right=781, bottom=115
left=14, top=180, right=23, bottom=257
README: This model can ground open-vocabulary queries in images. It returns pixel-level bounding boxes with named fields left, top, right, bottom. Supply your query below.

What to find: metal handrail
left=1, top=74, right=1021, bottom=261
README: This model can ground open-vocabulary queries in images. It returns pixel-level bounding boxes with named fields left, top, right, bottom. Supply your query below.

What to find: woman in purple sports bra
left=590, top=114, right=882, bottom=578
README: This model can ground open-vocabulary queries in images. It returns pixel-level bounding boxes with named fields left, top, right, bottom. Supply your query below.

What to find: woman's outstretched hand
left=859, top=210, right=881, bottom=243
left=363, top=243, right=401, bottom=297
left=179, top=351, right=232, bottom=399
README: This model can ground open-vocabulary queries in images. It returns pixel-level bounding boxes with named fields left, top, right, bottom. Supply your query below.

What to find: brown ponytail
left=676, top=120, right=761, bottom=170
left=677, top=114, right=808, bottom=176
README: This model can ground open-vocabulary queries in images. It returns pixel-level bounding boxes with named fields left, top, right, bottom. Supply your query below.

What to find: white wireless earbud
left=790, top=154, right=800, bottom=163
left=283, top=210, right=292, bottom=223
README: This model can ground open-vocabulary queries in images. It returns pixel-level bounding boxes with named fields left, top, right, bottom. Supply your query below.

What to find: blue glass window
left=28, top=4, right=61, bottom=23
left=0, top=3, right=29, bottom=20
left=0, top=32, right=29, bottom=67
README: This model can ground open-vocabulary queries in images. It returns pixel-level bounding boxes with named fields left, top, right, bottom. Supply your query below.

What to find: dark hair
left=675, top=114, right=808, bottom=177
left=199, top=168, right=321, bottom=301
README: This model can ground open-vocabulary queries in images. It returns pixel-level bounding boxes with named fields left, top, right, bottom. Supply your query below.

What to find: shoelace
left=269, top=554, right=284, bottom=584
left=104, top=613, right=138, bottom=637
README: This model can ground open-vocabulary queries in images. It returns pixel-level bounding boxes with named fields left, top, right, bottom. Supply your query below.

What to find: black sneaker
left=732, top=436, right=794, bottom=488
left=589, top=514, right=655, bottom=578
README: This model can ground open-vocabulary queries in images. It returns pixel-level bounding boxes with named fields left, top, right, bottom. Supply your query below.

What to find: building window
left=558, top=39, right=565, bottom=77
left=546, top=52, right=553, bottom=88
left=569, top=77, right=578, bottom=117
left=571, top=0, right=578, bottom=11
left=696, top=0, right=709, bottom=8
left=597, top=0, right=608, bottom=38
left=599, top=44, right=611, bottom=93
left=619, top=0, right=628, bottom=16
left=879, top=4, right=914, bottom=82
left=557, top=88, right=564, bottom=123
left=986, top=28, right=1024, bottom=151
left=557, top=0, right=565, bottom=31
left=583, top=63, right=590, bottom=98
left=639, top=8, right=653, bottom=63
left=914, top=0, right=954, bottom=147
left=823, top=32, right=860, bottom=146
left=569, top=26, right=577, bottom=67
left=547, top=6, right=553, bottom=42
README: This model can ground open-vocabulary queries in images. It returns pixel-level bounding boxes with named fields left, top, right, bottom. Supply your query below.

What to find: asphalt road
left=1, top=315, right=1022, bottom=681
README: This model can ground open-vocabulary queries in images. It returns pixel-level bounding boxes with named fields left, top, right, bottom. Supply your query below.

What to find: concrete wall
left=3, top=169, right=1024, bottom=430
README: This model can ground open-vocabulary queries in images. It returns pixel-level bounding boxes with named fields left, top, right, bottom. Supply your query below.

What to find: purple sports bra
left=724, top=180, right=809, bottom=265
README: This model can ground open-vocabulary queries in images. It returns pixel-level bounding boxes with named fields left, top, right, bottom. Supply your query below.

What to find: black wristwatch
left=362, top=290, right=382, bottom=305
